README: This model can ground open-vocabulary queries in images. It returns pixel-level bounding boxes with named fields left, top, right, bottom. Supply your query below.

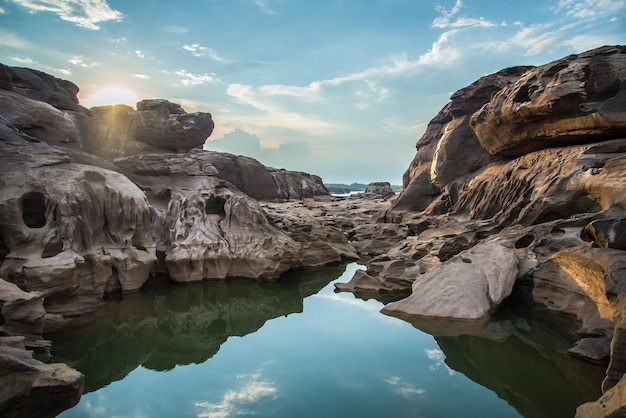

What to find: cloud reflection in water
left=195, top=372, right=278, bottom=418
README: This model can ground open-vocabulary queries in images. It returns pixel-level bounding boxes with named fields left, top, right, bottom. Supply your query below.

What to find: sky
left=0, top=0, right=624, bottom=184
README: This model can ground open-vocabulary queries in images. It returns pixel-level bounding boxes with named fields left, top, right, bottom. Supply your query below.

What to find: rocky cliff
left=334, top=45, right=626, bottom=417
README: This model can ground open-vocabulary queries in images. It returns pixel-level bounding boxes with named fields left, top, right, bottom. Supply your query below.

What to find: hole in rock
left=0, top=231, right=9, bottom=264
left=205, top=196, right=226, bottom=215
left=515, top=234, right=535, bottom=248
left=21, top=192, right=47, bottom=228
left=513, top=85, right=531, bottom=103
left=41, top=239, right=63, bottom=258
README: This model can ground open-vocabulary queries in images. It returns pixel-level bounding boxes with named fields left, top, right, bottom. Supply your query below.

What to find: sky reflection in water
left=50, top=263, right=604, bottom=418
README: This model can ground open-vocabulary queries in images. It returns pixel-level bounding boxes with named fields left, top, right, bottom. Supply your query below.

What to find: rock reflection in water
left=387, top=296, right=605, bottom=418
left=46, top=265, right=345, bottom=393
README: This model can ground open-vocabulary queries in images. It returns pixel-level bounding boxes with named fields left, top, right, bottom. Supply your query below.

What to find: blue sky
left=1, top=0, right=624, bottom=183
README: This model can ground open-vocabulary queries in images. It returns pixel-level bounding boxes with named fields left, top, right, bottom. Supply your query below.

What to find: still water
left=48, top=263, right=604, bottom=418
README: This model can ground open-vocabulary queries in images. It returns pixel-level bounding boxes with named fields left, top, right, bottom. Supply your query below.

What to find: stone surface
left=392, top=66, right=530, bottom=212
left=576, top=375, right=626, bottom=418
left=362, top=182, right=395, bottom=199
left=0, top=336, right=84, bottom=418
left=381, top=238, right=518, bottom=320
left=0, top=140, right=157, bottom=309
left=198, top=151, right=328, bottom=200
left=471, top=46, right=626, bottom=157
left=114, top=153, right=302, bottom=281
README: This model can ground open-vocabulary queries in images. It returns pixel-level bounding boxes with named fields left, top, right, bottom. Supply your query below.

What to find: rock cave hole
left=514, top=234, right=535, bottom=249
left=0, top=231, right=8, bottom=265
left=21, top=191, right=47, bottom=228
left=205, top=196, right=226, bottom=216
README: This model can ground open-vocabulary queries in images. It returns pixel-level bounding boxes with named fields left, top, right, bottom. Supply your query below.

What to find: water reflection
left=46, top=265, right=345, bottom=393
left=385, top=295, right=605, bottom=418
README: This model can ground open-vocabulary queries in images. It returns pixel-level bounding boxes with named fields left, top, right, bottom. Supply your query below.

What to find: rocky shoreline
left=1, top=45, right=626, bottom=417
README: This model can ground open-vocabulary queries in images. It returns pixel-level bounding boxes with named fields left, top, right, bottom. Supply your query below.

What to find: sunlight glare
left=81, top=86, right=138, bottom=108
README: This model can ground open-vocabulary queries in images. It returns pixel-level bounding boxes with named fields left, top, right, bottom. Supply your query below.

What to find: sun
left=81, top=86, right=138, bottom=108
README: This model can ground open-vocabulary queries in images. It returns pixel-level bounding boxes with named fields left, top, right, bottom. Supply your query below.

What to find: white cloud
left=432, top=0, right=499, bottom=28
left=10, top=0, right=123, bottom=30
left=133, top=74, right=149, bottom=79
left=175, top=69, right=218, bottom=86
left=10, top=56, right=34, bottom=64
left=69, top=55, right=98, bottom=67
left=182, top=43, right=230, bottom=62
left=57, top=68, right=72, bottom=75
left=384, top=376, right=426, bottom=399
left=195, top=373, right=278, bottom=418
left=557, top=0, right=626, bottom=19
left=0, top=6, right=5, bottom=13
left=135, top=50, right=145, bottom=59
left=311, top=293, right=380, bottom=312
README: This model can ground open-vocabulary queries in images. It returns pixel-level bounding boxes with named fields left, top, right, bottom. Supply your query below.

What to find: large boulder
left=392, top=66, right=530, bottom=212
left=381, top=238, right=518, bottom=321
left=0, top=139, right=157, bottom=314
left=114, top=153, right=302, bottom=281
left=471, top=45, right=626, bottom=157
left=198, top=151, right=328, bottom=200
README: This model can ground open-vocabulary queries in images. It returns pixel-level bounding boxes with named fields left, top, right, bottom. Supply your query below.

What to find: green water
left=47, top=263, right=604, bottom=418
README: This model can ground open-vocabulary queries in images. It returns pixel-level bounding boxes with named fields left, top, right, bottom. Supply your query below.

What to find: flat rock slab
left=381, top=238, right=518, bottom=321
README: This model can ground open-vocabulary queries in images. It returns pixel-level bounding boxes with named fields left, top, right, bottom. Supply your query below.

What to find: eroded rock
left=471, top=46, right=626, bottom=157
left=381, top=238, right=518, bottom=321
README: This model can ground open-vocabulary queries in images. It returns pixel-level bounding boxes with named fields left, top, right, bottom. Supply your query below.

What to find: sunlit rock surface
left=471, top=46, right=626, bottom=157
left=381, top=239, right=518, bottom=320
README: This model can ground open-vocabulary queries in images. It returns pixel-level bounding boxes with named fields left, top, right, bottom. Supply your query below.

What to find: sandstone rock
left=115, top=153, right=302, bottom=281
left=0, top=140, right=157, bottom=311
left=0, top=63, right=82, bottom=112
left=583, top=219, right=626, bottom=250
left=471, top=46, right=626, bottom=157
left=381, top=238, right=518, bottom=320
left=198, top=151, right=328, bottom=200
left=392, top=66, right=530, bottom=212
left=132, top=99, right=214, bottom=150
left=576, top=374, right=626, bottom=418
left=532, top=247, right=625, bottom=337
left=0, top=279, right=45, bottom=343
left=0, top=336, right=83, bottom=418
left=569, top=338, right=612, bottom=365
left=362, top=182, right=395, bottom=199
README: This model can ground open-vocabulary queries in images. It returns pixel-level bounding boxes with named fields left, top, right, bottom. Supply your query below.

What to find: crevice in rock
left=41, top=238, right=63, bottom=258
left=514, top=234, right=535, bottom=248
left=104, top=266, right=122, bottom=297
left=21, top=191, right=47, bottom=228
left=0, top=231, right=9, bottom=265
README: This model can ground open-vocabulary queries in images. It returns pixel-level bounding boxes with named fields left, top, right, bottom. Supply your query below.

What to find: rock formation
left=0, top=279, right=84, bottom=418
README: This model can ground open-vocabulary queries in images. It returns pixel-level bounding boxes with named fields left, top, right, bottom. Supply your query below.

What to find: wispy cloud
left=556, top=0, right=626, bottom=19
left=69, top=55, right=98, bottom=67
left=432, top=0, right=500, bottom=28
left=182, top=43, right=230, bottom=62
left=135, top=50, right=145, bottom=59
left=253, top=0, right=277, bottom=15
left=57, top=68, right=72, bottom=75
left=384, top=376, right=426, bottom=399
left=10, top=56, right=34, bottom=64
left=195, top=373, right=278, bottom=418
left=133, top=74, right=149, bottom=79
left=175, top=69, right=218, bottom=86
left=10, top=0, right=123, bottom=30
left=0, top=28, right=31, bottom=48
